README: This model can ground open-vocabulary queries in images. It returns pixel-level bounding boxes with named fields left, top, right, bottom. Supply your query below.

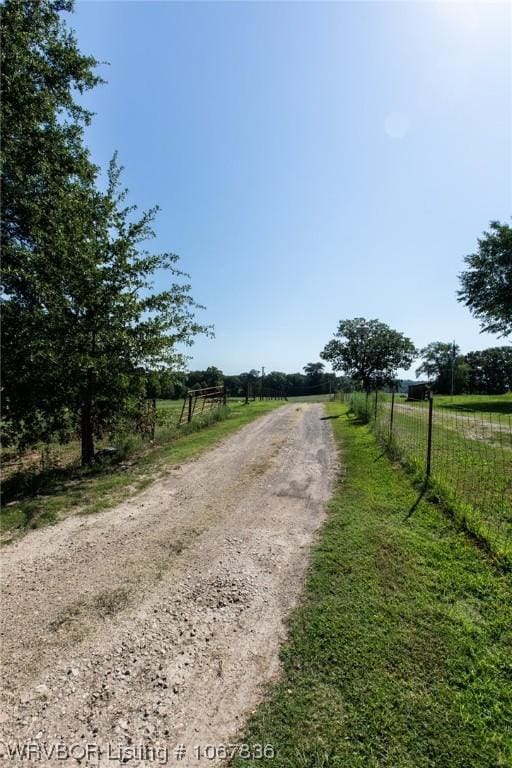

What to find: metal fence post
left=151, top=398, right=156, bottom=441
left=389, top=390, right=395, bottom=443
left=426, top=393, right=434, bottom=477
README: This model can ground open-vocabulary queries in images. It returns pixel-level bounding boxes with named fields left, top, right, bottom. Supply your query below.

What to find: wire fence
left=346, top=391, right=512, bottom=563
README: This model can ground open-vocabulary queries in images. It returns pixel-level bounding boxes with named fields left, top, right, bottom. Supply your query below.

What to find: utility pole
left=450, top=340, right=456, bottom=399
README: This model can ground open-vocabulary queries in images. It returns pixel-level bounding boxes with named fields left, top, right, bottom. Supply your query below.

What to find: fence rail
left=241, top=385, right=288, bottom=404
left=179, top=386, right=227, bottom=426
left=346, top=391, right=512, bottom=561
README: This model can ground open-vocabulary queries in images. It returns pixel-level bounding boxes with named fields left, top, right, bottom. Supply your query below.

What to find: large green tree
left=186, top=366, right=224, bottom=391
left=1, top=1, right=101, bottom=235
left=1, top=1, right=209, bottom=463
left=1, top=0, right=102, bottom=448
left=264, top=371, right=288, bottom=393
left=458, top=221, right=512, bottom=337
left=65, top=158, right=209, bottom=463
left=465, top=347, right=512, bottom=395
left=321, top=318, right=417, bottom=391
left=303, top=362, right=324, bottom=379
left=416, top=342, right=468, bottom=395
left=303, top=362, right=325, bottom=387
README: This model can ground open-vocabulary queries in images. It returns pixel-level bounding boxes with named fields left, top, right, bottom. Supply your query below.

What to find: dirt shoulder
left=0, top=403, right=337, bottom=766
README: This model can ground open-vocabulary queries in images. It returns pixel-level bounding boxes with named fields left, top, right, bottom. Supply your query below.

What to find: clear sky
left=71, top=0, right=511, bottom=377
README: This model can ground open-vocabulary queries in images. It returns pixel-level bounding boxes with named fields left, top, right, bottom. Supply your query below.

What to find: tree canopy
left=458, top=220, right=512, bottom=337
left=463, top=347, right=512, bottom=395
left=320, top=318, right=417, bottom=391
left=1, top=0, right=209, bottom=463
left=415, top=342, right=469, bottom=395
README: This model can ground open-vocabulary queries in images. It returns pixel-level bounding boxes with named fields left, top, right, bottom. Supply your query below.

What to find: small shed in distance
left=407, top=383, right=430, bottom=401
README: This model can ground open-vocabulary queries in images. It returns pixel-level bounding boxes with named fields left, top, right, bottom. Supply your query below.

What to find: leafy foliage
left=1, top=0, right=103, bottom=447
left=416, top=342, right=512, bottom=395
left=465, top=347, right=512, bottom=395
left=320, top=317, right=417, bottom=391
left=416, top=341, right=469, bottom=395
left=458, top=220, right=512, bottom=337
left=1, top=1, right=209, bottom=462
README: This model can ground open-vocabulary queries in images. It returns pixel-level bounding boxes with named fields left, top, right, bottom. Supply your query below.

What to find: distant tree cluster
left=148, top=364, right=348, bottom=400
left=417, top=344, right=512, bottom=395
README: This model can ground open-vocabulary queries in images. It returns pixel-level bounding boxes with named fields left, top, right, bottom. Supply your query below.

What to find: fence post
left=151, top=398, right=156, bottom=441
left=389, top=390, right=395, bottom=443
left=188, top=393, right=193, bottom=423
left=374, top=389, right=378, bottom=421
left=426, top=393, right=434, bottom=477
left=223, top=387, right=227, bottom=406
left=245, top=384, right=249, bottom=405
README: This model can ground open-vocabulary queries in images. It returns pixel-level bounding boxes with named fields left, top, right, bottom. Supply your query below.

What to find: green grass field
left=353, top=393, right=512, bottom=563
left=429, top=392, right=512, bottom=415
left=391, top=392, right=512, bottom=425
left=287, top=394, right=333, bottom=403
left=0, top=399, right=284, bottom=540
left=232, top=402, right=512, bottom=768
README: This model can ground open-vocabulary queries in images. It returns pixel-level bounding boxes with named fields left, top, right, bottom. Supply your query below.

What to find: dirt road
left=0, top=404, right=337, bottom=766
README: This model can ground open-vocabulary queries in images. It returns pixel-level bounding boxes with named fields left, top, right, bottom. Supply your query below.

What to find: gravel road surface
left=0, top=404, right=337, bottom=766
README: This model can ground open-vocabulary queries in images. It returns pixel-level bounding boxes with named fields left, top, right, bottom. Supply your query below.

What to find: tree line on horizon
left=147, top=363, right=343, bottom=400
left=150, top=341, right=512, bottom=402
left=319, top=317, right=511, bottom=397
left=415, top=343, right=512, bottom=396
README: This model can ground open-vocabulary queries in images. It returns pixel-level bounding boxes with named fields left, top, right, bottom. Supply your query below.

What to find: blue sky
left=72, top=1, right=510, bottom=377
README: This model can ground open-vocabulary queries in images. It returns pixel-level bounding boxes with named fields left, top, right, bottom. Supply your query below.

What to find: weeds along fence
left=346, top=391, right=512, bottom=562
left=179, top=386, right=227, bottom=426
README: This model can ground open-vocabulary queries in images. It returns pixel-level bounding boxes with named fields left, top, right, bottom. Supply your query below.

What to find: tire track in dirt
left=0, top=404, right=337, bottom=766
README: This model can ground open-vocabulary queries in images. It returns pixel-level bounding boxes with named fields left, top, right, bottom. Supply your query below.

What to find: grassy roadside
left=232, top=402, right=512, bottom=768
left=351, top=392, right=512, bottom=564
left=0, top=400, right=284, bottom=541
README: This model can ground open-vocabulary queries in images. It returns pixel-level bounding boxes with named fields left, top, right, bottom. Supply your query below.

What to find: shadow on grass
left=404, top=483, right=428, bottom=519
left=341, top=407, right=512, bottom=570
left=1, top=456, right=123, bottom=507
left=320, top=415, right=340, bottom=421
left=1, top=406, right=234, bottom=529
left=345, top=415, right=369, bottom=426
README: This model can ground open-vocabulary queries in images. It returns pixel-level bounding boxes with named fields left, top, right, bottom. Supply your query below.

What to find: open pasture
left=353, top=392, right=512, bottom=562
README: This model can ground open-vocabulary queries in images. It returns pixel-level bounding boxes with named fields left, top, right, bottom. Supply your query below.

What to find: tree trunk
left=80, top=369, right=95, bottom=465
